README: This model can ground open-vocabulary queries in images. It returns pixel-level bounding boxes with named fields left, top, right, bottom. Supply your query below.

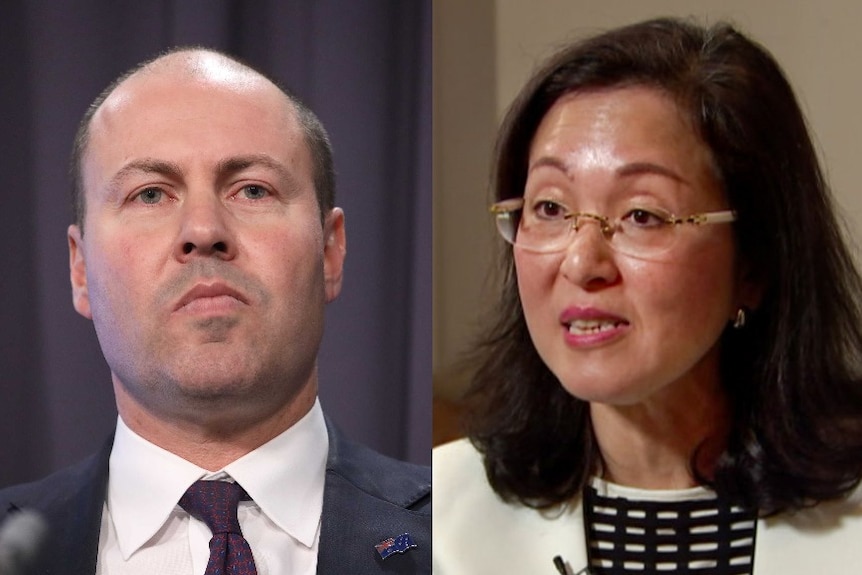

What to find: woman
left=433, top=18, right=862, bottom=574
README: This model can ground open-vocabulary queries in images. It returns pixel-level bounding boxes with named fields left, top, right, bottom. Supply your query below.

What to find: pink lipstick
left=559, top=306, right=629, bottom=347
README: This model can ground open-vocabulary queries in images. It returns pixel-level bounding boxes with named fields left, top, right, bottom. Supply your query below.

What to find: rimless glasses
left=490, top=197, right=736, bottom=261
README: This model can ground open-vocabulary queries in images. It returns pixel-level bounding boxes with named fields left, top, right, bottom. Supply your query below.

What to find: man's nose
left=174, top=192, right=237, bottom=261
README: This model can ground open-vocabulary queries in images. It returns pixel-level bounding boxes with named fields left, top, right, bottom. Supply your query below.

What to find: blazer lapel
left=557, top=499, right=591, bottom=575
left=494, top=496, right=590, bottom=574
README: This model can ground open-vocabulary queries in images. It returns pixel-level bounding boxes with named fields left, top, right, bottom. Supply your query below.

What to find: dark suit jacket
left=0, top=418, right=431, bottom=574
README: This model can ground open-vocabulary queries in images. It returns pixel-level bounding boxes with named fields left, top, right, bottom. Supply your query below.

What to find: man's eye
left=135, top=188, right=164, bottom=205
left=240, top=185, right=269, bottom=200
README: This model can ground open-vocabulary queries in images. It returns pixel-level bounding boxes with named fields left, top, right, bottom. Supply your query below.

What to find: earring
left=733, top=307, right=747, bottom=329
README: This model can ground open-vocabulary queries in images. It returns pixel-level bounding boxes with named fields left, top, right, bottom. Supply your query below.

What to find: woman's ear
left=736, top=258, right=765, bottom=313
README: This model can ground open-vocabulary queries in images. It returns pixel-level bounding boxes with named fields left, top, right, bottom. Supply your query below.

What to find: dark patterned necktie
left=179, top=480, right=258, bottom=575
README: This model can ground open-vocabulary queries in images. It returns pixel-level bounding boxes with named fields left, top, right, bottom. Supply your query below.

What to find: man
left=0, top=48, right=429, bottom=574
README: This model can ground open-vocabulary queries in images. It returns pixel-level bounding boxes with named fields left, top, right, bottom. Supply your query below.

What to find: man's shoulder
left=324, top=418, right=430, bottom=513
left=0, top=441, right=110, bottom=574
left=0, top=442, right=110, bottom=515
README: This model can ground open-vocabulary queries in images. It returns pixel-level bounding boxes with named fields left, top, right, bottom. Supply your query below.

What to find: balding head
left=70, top=47, right=335, bottom=231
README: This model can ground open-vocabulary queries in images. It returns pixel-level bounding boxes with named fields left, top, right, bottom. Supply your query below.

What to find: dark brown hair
left=467, top=17, right=862, bottom=515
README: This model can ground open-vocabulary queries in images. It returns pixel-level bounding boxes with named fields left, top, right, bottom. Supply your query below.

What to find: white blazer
left=433, top=439, right=862, bottom=574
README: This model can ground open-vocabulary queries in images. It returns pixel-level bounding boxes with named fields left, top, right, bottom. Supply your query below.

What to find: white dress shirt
left=96, top=399, right=329, bottom=575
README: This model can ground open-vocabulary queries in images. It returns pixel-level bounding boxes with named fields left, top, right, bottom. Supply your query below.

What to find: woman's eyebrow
left=528, top=158, right=689, bottom=185
left=617, top=161, right=687, bottom=184
left=527, top=156, right=569, bottom=175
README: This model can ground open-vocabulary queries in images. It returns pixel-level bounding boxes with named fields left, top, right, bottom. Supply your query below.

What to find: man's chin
left=169, top=374, right=260, bottom=401
left=187, top=316, right=242, bottom=343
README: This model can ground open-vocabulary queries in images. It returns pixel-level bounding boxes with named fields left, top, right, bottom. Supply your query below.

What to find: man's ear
left=323, top=208, right=346, bottom=303
left=68, top=225, right=92, bottom=319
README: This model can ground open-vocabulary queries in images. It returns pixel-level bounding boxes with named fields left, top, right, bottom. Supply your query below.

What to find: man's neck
left=114, top=380, right=317, bottom=471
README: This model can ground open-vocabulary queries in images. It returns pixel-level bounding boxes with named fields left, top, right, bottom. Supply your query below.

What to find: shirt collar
left=108, top=399, right=329, bottom=559
left=224, top=400, right=328, bottom=548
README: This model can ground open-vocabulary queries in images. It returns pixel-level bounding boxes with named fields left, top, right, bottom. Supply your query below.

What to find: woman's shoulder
left=753, top=484, right=862, bottom=572
left=433, top=438, right=482, bottom=475
left=432, top=438, right=493, bottom=503
left=433, top=436, right=478, bottom=460
left=433, top=437, right=577, bottom=520
left=432, top=438, right=588, bottom=573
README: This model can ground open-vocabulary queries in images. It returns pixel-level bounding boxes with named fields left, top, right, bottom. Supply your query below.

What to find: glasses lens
left=494, top=210, right=519, bottom=244
left=613, top=211, right=678, bottom=259
left=519, top=210, right=572, bottom=252
left=493, top=201, right=573, bottom=253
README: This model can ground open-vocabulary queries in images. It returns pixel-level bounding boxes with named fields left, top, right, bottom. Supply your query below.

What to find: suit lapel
left=316, top=418, right=430, bottom=574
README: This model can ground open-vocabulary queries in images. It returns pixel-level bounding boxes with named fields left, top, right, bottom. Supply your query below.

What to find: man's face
left=68, top=61, right=345, bottom=427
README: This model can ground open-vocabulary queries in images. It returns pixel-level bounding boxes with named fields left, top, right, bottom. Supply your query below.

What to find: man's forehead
left=83, top=51, right=308, bottom=187
left=96, top=50, right=292, bottom=124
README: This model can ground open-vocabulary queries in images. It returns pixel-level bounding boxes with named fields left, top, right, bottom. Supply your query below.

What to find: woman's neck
left=589, top=375, right=730, bottom=491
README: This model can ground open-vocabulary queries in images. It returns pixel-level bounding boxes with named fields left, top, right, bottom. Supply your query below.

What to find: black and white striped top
left=583, top=479, right=757, bottom=574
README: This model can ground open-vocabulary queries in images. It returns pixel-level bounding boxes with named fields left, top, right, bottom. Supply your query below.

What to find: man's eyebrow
left=108, top=158, right=184, bottom=192
left=216, top=154, right=299, bottom=189
left=106, top=155, right=302, bottom=194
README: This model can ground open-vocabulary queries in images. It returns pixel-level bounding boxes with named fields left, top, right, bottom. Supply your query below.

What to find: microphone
left=553, top=555, right=569, bottom=574
left=552, top=555, right=593, bottom=575
left=0, top=509, right=48, bottom=575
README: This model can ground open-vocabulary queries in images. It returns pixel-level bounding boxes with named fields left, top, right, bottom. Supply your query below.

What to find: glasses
left=490, top=197, right=736, bottom=260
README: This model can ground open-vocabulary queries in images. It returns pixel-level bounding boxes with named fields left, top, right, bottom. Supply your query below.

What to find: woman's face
left=515, top=86, right=743, bottom=406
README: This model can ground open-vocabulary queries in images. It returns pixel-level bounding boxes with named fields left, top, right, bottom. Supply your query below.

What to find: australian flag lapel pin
left=375, top=533, right=418, bottom=559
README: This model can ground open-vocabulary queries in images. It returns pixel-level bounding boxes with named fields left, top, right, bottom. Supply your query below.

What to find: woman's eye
left=240, top=185, right=269, bottom=200
left=533, top=201, right=566, bottom=219
left=623, top=208, right=666, bottom=227
left=135, top=188, right=164, bottom=205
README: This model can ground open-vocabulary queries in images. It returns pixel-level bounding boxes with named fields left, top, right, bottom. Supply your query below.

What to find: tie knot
left=179, top=480, right=249, bottom=535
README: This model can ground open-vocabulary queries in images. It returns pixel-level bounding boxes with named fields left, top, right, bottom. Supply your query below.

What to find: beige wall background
left=434, top=0, right=862, bottom=399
